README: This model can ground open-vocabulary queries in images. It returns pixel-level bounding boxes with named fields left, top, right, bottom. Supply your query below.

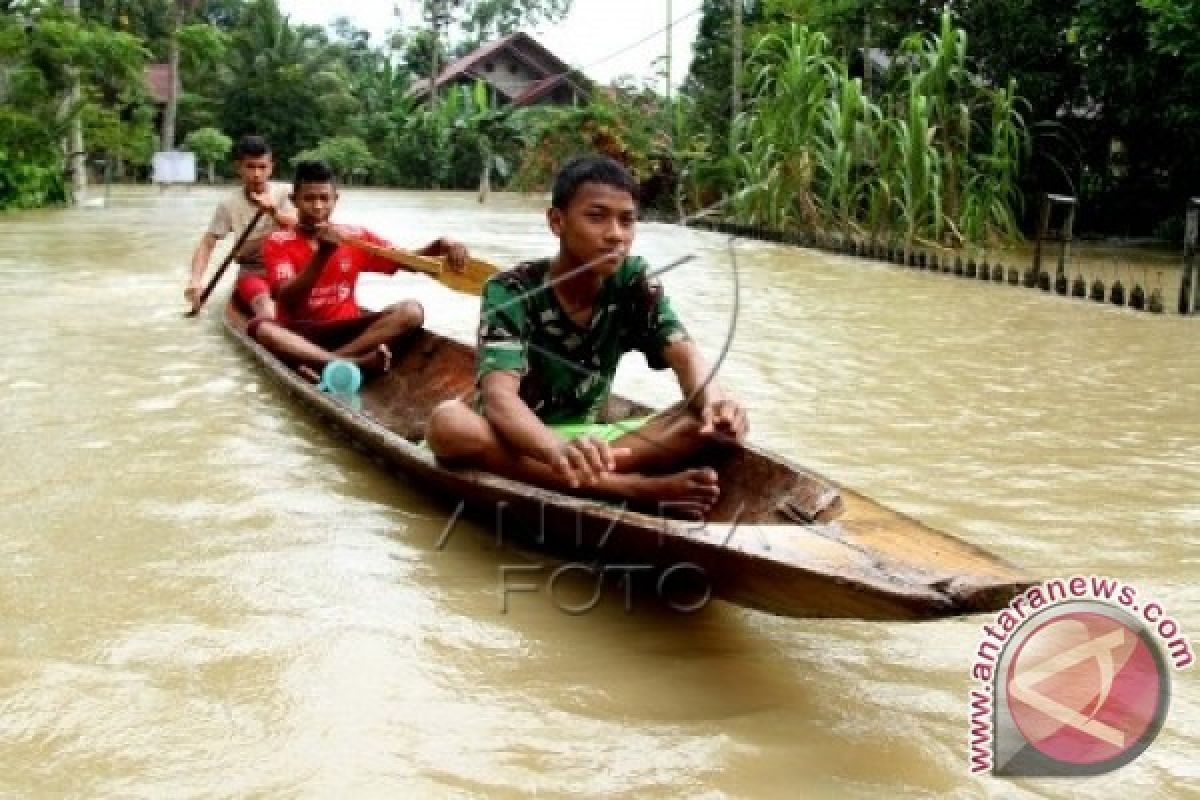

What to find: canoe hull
left=223, top=303, right=1033, bottom=620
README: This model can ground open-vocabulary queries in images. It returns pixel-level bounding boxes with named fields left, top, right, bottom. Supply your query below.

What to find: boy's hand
left=247, top=190, right=277, bottom=216
left=184, top=279, right=202, bottom=310
left=434, top=237, right=468, bottom=271
left=312, top=223, right=343, bottom=249
left=699, top=394, right=748, bottom=442
left=540, top=437, right=628, bottom=489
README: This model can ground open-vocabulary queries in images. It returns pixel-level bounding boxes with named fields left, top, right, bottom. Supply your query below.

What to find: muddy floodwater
left=1, top=187, right=1196, bottom=798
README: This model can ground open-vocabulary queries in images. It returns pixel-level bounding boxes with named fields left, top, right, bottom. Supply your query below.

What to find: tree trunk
left=63, top=0, right=87, bottom=204
left=207, top=161, right=215, bottom=184
left=478, top=159, right=491, bottom=203
left=732, top=0, right=742, bottom=149
left=160, top=3, right=183, bottom=152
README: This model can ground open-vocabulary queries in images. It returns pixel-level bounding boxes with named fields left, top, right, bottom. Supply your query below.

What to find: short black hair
left=293, top=159, right=335, bottom=191
left=233, top=135, right=271, bottom=160
left=551, top=155, right=638, bottom=210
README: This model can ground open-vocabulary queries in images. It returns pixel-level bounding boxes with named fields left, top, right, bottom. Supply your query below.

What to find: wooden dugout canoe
left=223, top=302, right=1032, bottom=620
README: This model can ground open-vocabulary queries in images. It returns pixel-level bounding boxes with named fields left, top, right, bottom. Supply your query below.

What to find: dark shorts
left=248, top=311, right=384, bottom=349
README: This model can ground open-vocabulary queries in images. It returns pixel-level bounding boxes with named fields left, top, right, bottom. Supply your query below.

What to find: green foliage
left=183, top=125, right=231, bottom=181
left=216, top=0, right=354, bottom=163
left=369, top=82, right=519, bottom=190
left=1, top=0, right=148, bottom=208
left=8, top=0, right=1194, bottom=238
left=1068, top=0, right=1200, bottom=232
left=293, top=135, right=375, bottom=185
left=84, top=102, right=157, bottom=172
left=725, top=12, right=1029, bottom=248
left=681, top=0, right=775, bottom=156
left=0, top=148, right=66, bottom=209
left=509, top=82, right=668, bottom=194
left=418, top=0, right=574, bottom=49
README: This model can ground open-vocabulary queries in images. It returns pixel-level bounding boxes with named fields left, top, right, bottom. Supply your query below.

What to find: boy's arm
left=416, top=236, right=468, bottom=269
left=630, top=262, right=747, bottom=439
left=354, top=229, right=407, bottom=274
left=186, top=233, right=220, bottom=306
left=476, top=277, right=615, bottom=485
left=265, top=233, right=336, bottom=314
left=248, top=187, right=297, bottom=229
left=187, top=201, right=232, bottom=304
left=476, top=277, right=559, bottom=461
left=479, top=372, right=567, bottom=464
left=663, top=339, right=748, bottom=441
left=480, top=372, right=618, bottom=487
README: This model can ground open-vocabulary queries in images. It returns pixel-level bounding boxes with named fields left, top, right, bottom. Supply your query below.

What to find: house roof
left=408, top=32, right=579, bottom=100
left=510, top=73, right=583, bottom=107
left=145, top=63, right=171, bottom=104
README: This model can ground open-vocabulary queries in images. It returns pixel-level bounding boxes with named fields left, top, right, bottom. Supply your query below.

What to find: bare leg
left=252, top=320, right=389, bottom=372
left=249, top=293, right=276, bottom=319
left=426, top=399, right=721, bottom=512
left=335, top=301, right=423, bottom=359
left=607, top=408, right=714, bottom=474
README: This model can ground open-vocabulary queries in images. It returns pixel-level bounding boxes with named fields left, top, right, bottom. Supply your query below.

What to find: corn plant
left=737, top=24, right=837, bottom=229
left=890, top=84, right=944, bottom=252
left=960, top=77, right=1030, bottom=244
left=901, top=10, right=972, bottom=229
left=814, top=69, right=879, bottom=233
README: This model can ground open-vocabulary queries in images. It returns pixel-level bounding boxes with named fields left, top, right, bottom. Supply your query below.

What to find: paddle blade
left=435, top=256, right=498, bottom=295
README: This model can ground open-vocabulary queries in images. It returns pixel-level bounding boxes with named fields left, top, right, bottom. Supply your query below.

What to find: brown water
left=1, top=187, right=1196, bottom=798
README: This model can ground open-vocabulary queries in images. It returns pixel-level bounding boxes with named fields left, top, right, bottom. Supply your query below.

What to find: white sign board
left=152, top=150, right=196, bottom=184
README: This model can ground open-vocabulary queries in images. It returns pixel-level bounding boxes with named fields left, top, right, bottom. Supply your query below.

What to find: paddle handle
left=340, top=237, right=445, bottom=276
left=186, top=208, right=266, bottom=317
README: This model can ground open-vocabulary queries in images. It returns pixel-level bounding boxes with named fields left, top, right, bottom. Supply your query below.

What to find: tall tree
left=454, top=0, right=574, bottom=45
left=64, top=0, right=87, bottom=200
left=412, top=0, right=574, bottom=61
left=1, top=0, right=148, bottom=207
left=217, top=0, right=353, bottom=160
left=1069, top=0, right=1200, bottom=232
left=682, top=0, right=777, bottom=154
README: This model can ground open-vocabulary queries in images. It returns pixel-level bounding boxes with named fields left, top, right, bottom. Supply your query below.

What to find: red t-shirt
left=262, top=226, right=398, bottom=323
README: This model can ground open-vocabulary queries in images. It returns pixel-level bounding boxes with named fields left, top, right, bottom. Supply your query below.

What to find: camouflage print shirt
left=477, top=256, right=689, bottom=424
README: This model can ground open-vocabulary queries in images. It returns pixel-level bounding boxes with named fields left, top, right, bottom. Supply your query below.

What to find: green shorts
left=549, top=416, right=652, bottom=443
left=419, top=415, right=652, bottom=450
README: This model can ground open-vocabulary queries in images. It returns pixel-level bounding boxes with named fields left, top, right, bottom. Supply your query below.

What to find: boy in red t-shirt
left=250, top=160, right=468, bottom=374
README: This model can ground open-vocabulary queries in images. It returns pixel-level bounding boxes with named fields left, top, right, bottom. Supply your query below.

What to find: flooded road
left=1, top=187, right=1196, bottom=797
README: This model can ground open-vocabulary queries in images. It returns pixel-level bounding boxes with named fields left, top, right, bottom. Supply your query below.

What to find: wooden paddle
left=185, top=208, right=266, bottom=317
left=339, top=235, right=499, bottom=295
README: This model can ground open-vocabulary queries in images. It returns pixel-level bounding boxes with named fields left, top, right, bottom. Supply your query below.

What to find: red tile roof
left=145, top=63, right=171, bottom=104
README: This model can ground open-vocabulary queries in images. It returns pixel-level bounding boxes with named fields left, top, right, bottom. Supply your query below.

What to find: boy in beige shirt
left=185, top=135, right=298, bottom=317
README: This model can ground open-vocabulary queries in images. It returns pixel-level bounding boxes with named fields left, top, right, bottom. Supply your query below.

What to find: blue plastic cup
left=318, top=360, right=362, bottom=396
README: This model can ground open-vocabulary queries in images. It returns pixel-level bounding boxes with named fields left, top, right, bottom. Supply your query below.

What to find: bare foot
left=353, top=344, right=392, bottom=374
left=624, top=468, right=721, bottom=517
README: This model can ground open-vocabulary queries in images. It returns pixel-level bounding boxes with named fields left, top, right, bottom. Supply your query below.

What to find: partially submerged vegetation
left=4, top=1, right=1197, bottom=244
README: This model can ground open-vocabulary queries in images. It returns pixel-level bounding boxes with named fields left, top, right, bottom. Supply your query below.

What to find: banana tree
left=463, top=80, right=520, bottom=202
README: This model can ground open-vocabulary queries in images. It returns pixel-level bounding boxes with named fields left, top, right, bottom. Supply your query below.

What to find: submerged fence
left=647, top=195, right=1200, bottom=316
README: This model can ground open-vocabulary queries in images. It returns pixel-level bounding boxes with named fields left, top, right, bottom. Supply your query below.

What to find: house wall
left=478, top=52, right=542, bottom=99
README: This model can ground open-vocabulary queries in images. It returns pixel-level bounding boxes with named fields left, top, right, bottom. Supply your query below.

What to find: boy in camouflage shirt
left=427, top=156, right=747, bottom=514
